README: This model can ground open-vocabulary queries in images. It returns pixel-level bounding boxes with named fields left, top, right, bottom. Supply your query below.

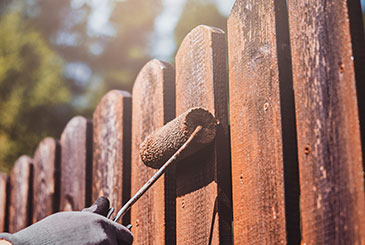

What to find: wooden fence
left=1, top=0, right=365, bottom=244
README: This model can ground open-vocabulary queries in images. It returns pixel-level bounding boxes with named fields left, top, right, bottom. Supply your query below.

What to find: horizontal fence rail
left=0, top=1, right=364, bottom=244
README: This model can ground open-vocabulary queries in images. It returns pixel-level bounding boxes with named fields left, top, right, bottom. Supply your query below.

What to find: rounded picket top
left=176, top=25, right=225, bottom=60
left=60, top=116, right=92, bottom=211
left=9, top=155, right=33, bottom=233
left=132, top=59, right=175, bottom=106
left=32, top=137, right=60, bottom=223
left=92, top=89, right=131, bottom=223
left=174, top=24, right=230, bottom=244
left=175, top=24, right=226, bottom=116
left=130, top=59, right=175, bottom=244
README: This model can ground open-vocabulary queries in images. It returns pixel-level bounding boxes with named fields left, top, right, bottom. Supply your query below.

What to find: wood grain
left=347, top=0, right=365, bottom=173
left=9, top=156, right=33, bottom=233
left=32, top=137, right=60, bottom=223
left=92, top=90, right=131, bottom=225
left=287, top=0, right=365, bottom=243
left=60, top=116, right=92, bottom=211
left=131, top=59, right=175, bottom=244
left=175, top=25, right=232, bottom=244
left=227, top=0, right=300, bottom=243
left=0, top=173, right=8, bottom=232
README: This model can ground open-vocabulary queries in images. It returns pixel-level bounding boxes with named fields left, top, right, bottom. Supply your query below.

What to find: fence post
left=0, top=173, right=8, bottom=232
left=92, top=90, right=131, bottom=225
left=9, top=156, right=33, bottom=233
left=60, top=116, right=92, bottom=211
left=227, top=0, right=300, bottom=243
left=175, top=25, right=232, bottom=244
left=287, top=0, right=365, bottom=243
left=131, top=59, right=175, bottom=244
left=346, top=0, right=365, bottom=174
left=32, top=137, right=60, bottom=222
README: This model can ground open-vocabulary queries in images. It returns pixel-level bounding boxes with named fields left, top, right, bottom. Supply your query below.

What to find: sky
left=152, top=0, right=235, bottom=60
left=66, top=0, right=363, bottom=85
left=85, top=0, right=235, bottom=61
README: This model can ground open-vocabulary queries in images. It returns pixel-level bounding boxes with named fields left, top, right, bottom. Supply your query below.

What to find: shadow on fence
left=1, top=0, right=365, bottom=244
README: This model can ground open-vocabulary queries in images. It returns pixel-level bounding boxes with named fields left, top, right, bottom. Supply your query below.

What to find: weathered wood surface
left=60, top=116, right=92, bottom=211
left=93, top=90, right=131, bottom=225
left=131, top=59, right=175, bottom=244
left=33, top=137, right=60, bottom=223
left=287, top=0, right=365, bottom=243
left=0, top=173, right=8, bottom=232
left=175, top=25, right=232, bottom=244
left=9, top=156, right=33, bottom=233
left=227, top=0, right=300, bottom=244
left=347, top=0, right=365, bottom=172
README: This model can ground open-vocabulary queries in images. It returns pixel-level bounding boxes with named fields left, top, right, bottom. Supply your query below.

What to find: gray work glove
left=0, top=197, right=133, bottom=245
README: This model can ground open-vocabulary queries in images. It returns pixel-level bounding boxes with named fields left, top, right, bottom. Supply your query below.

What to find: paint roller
left=111, top=107, right=217, bottom=223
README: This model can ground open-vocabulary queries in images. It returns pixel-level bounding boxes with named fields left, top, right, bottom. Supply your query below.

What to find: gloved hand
left=0, top=197, right=133, bottom=245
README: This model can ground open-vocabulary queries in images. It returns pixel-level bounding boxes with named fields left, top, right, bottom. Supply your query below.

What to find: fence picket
left=32, top=137, right=60, bottom=223
left=0, top=173, right=8, bottom=232
left=347, top=0, right=365, bottom=173
left=287, top=0, right=365, bottom=243
left=9, top=156, right=33, bottom=233
left=131, top=59, right=175, bottom=244
left=60, top=116, right=92, bottom=211
left=92, top=90, right=131, bottom=225
left=175, top=25, right=232, bottom=244
left=227, top=0, right=300, bottom=243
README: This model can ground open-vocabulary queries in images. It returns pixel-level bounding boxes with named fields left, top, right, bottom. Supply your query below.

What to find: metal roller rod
left=113, top=125, right=203, bottom=223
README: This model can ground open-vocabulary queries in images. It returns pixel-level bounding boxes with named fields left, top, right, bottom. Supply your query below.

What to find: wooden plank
left=9, top=156, right=33, bottom=233
left=131, top=59, right=175, bottom=244
left=33, top=137, right=60, bottom=223
left=0, top=173, right=8, bottom=232
left=60, top=116, right=92, bottom=211
left=92, top=90, right=131, bottom=225
left=346, top=0, right=365, bottom=172
left=227, top=0, right=300, bottom=243
left=175, top=25, right=232, bottom=244
left=287, top=0, right=365, bottom=244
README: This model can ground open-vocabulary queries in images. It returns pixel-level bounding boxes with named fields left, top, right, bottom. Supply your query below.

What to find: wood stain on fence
left=0, top=0, right=365, bottom=244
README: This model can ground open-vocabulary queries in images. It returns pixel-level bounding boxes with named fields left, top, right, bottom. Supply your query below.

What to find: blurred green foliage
left=0, top=0, right=228, bottom=172
left=0, top=0, right=162, bottom=171
left=0, top=13, right=71, bottom=172
left=20, top=0, right=162, bottom=113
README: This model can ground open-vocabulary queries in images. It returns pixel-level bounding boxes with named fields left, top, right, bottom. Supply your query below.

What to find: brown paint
left=175, top=25, right=232, bottom=244
left=287, top=0, right=365, bottom=243
left=32, top=137, right=60, bottom=223
left=60, top=116, right=92, bottom=211
left=9, top=156, right=33, bottom=233
left=228, top=0, right=301, bottom=243
left=92, top=90, right=131, bottom=225
left=131, top=59, right=175, bottom=245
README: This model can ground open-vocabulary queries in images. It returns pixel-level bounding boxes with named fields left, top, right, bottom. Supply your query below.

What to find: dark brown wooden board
left=175, top=25, right=232, bottom=244
left=347, top=0, right=365, bottom=176
left=60, top=116, right=92, bottom=211
left=0, top=173, right=8, bottom=232
left=32, top=137, right=60, bottom=223
left=227, top=0, right=300, bottom=243
left=9, top=156, right=33, bottom=233
left=131, top=59, right=175, bottom=244
left=92, top=90, right=131, bottom=225
left=287, top=0, right=365, bottom=243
